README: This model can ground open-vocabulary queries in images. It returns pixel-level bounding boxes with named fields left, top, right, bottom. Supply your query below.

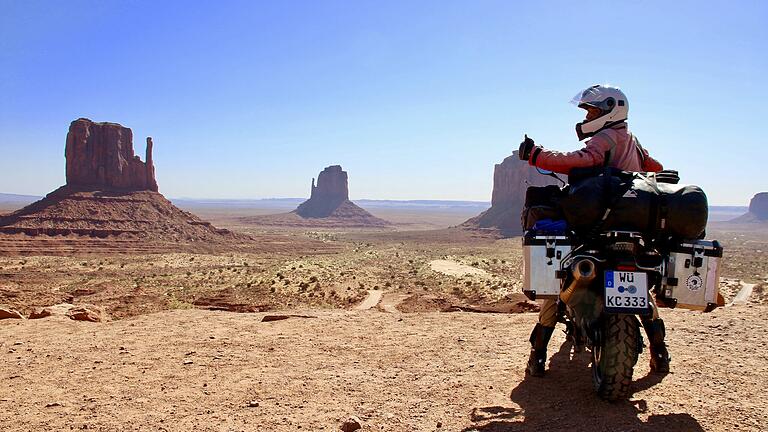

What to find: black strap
left=633, top=134, right=647, bottom=169
left=638, top=173, right=667, bottom=231
left=601, top=130, right=618, bottom=168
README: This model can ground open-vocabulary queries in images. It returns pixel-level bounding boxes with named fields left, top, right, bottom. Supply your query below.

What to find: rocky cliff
left=749, top=193, right=768, bottom=220
left=295, top=165, right=351, bottom=218
left=462, top=152, right=558, bottom=236
left=240, top=165, right=390, bottom=227
left=0, top=119, right=249, bottom=250
left=65, top=118, right=158, bottom=191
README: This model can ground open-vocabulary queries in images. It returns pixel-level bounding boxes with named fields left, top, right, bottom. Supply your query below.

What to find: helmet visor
left=570, top=86, right=604, bottom=107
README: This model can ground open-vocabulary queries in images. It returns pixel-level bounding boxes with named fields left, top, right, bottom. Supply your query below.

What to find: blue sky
left=1, top=0, right=765, bottom=204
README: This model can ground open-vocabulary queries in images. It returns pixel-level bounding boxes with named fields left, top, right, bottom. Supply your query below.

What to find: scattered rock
left=340, top=416, right=362, bottom=432
left=183, top=359, right=193, bottom=365
left=28, top=303, right=75, bottom=319
left=192, top=298, right=268, bottom=313
left=66, top=306, right=102, bottom=322
left=247, top=400, right=259, bottom=408
left=28, top=308, right=52, bottom=319
left=0, top=307, right=24, bottom=320
left=261, top=314, right=317, bottom=322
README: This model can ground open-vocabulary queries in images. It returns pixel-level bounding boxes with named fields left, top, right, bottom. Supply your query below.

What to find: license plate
left=604, top=271, right=649, bottom=312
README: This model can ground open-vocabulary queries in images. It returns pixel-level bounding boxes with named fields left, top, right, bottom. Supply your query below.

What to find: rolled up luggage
left=560, top=170, right=708, bottom=240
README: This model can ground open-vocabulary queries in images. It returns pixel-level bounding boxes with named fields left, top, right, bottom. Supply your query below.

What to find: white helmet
left=571, top=84, right=629, bottom=141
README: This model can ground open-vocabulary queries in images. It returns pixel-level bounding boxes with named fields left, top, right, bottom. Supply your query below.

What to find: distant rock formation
left=296, top=165, right=349, bottom=218
left=239, top=165, right=391, bottom=228
left=733, top=192, right=768, bottom=222
left=65, top=118, right=158, bottom=191
left=0, top=119, right=248, bottom=250
left=749, top=193, right=768, bottom=220
left=462, top=152, right=558, bottom=236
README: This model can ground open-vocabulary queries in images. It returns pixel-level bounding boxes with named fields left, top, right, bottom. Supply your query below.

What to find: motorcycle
left=558, top=230, right=662, bottom=400
left=523, top=168, right=722, bottom=401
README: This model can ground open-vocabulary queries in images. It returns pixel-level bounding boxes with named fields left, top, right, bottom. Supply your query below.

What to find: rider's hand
left=519, top=135, right=535, bottom=161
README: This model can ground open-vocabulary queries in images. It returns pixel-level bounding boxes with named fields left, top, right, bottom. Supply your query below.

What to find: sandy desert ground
left=0, top=205, right=766, bottom=431
left=2, top=304, right=766, bottom=431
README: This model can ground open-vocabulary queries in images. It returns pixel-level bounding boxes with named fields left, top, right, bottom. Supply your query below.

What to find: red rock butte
left=0, top=119, right=250, bottom=253
left=239, top=165, right=391, bottom=228
left=66, top=118, right=158, bottom=192
left=462, top=152, right=557, bottom=236
left=295, top=165, right=350, bottom=218
left=733, top=192, right=768, bottom=222
left=749, top=193, right=768, bottom=220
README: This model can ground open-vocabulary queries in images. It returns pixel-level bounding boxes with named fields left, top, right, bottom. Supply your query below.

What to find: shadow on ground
left=463, top=339, right=703, bottom=432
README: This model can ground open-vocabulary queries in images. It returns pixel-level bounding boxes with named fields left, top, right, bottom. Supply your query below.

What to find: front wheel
left=592, top=314, right=640, bottom=401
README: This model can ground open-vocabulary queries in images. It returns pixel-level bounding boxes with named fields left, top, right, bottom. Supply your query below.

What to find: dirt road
left=1, top=304, right=765, bottom=431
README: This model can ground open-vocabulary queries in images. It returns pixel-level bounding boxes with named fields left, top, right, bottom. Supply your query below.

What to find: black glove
left=518, top=134, right=535, bottom=161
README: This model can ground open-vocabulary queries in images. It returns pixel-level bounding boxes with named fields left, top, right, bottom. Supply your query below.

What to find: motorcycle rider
left=518, top=84, right=671, bottom=377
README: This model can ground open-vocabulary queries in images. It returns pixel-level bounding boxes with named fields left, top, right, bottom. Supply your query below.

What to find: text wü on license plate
left=604, top=271, right=648, bottom=309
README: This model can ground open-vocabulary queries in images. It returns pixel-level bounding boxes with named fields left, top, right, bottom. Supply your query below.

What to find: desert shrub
left=168, top=298, right=194, bottom=310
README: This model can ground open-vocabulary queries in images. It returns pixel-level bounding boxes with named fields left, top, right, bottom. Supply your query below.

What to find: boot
left=526, top=323, right=555, bottom=377
left=642, top=318, right=671, bottom=373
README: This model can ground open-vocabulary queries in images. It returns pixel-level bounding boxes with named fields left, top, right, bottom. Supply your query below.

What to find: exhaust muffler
left=559, top=259, right=596, bottom=304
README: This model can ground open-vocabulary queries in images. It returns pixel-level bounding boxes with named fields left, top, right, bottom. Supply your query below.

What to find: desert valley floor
left=0, top=205, right=766, bottom=431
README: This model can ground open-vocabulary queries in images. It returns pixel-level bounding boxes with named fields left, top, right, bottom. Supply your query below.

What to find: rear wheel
left=592, top=314, right=640, bottom=401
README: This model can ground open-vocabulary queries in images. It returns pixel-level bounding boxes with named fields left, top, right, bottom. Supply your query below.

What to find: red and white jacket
left=528, top=124, right=663, bottom=175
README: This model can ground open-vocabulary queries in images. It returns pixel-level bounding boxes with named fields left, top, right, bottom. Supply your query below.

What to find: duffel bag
left=560, top=170, right=707, bottom=240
